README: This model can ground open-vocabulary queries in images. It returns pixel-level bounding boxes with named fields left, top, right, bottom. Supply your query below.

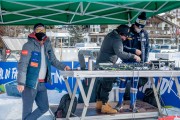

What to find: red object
left=6, top=49, right=11, bottom=55
left=158, top=116, right=180, bottom=120
left=21, top=50, right=28, bottom=55
left=38, top=79, right=45, bottom=83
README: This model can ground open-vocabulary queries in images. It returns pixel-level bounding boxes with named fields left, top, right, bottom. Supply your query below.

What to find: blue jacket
left=17, top=33, right=66, bottom=89
left=123, top=24, right=149, bottom=62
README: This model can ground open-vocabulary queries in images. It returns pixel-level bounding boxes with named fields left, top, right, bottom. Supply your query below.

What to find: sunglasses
left=35, top=28, right=46, bottom=33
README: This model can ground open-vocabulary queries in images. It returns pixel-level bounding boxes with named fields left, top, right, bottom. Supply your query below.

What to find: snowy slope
left=0, top=90, right=66, bottom=120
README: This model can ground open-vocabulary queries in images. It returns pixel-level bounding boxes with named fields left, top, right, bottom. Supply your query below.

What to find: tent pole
left=128, top=12, right=131, bottom=26
left=60, top=38, right=62, bottom=61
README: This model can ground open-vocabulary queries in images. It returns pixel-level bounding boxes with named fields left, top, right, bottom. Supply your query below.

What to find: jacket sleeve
left=123, top=45, right=136, bottom=54
left=123, top=40, right=136, bottom=54
left=48, top=41, right=66, bottom=70
left=113, top=39, right=135, bottom=61
left=144, top=32, right=149, bottom=62
left=17, top=42, right=32, bottom=85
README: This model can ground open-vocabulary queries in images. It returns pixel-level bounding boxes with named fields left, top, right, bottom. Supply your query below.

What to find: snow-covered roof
left=2, top=36, right=27, bottom=51
left=46, top=31, right=71, bottom=38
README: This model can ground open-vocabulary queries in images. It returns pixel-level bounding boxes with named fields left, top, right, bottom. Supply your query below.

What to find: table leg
left=66, top=79, right=79, bottom=119
left=156, top=77, right=162, bottom=92
left=150, top=77, right=162, bottom=115
left=64, top=78, right=72, bottom=97
left=77, top=77, right=96, bottom=120
left=174, top=77, right=180, bottom=98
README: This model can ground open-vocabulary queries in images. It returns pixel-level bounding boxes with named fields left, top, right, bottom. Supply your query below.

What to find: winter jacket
left=123, top=24, right=149, bottom=62
left=17, top=33, right=66, bottom=89
left=96, top=30, right=135, bottom=64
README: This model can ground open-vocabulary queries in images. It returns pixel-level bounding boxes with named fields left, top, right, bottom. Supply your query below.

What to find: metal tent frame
left=0, top=0, right=180, bottom=25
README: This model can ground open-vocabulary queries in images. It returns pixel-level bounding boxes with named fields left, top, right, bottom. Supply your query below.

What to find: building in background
left=84, top=9, right=180, bottom=47
left=147, top=10, right=180, bottom=45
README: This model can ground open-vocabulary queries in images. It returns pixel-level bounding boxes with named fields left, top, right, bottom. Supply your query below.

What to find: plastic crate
left=5, top=81, right=22, bottom=97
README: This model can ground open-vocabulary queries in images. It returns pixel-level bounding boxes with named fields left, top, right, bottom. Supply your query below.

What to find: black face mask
left=35, top=32, right=46, bottom=41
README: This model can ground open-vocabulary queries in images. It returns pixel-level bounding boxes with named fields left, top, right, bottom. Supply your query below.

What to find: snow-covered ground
left=0, top=90, right=67, bottom=120
left=0, top=90, right=180, bottom=120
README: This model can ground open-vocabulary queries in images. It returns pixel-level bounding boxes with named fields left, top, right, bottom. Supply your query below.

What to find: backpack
left=138, top=77, right=148, bottom=88
left=143, top=88, right=158, bottom=107
left=54, top=93, right=77, bottom=118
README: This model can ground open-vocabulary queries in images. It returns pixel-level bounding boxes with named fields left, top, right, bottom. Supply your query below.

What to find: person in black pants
left=95, top=25, right=141, bottom=114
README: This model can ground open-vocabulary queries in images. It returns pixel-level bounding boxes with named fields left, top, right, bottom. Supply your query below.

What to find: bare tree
left=68, top=25, right=88, bottom=46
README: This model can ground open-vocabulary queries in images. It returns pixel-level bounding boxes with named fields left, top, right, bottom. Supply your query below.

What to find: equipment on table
left=97, top=61, right=176, bottom=71
left=98, top=63, right=150, bottom=71
left=150, top=60, right=175, bottom=70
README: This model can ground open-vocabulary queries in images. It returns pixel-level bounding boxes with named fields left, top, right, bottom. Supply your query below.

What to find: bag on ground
left=55, top=93, right=77, bottom=118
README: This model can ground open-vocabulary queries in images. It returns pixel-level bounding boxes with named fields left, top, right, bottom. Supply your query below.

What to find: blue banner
left=137, top=77, right=180, bottom=108
left=0, top=62, right=18, bottom=84
left=0, top=62, right=75, bottom=91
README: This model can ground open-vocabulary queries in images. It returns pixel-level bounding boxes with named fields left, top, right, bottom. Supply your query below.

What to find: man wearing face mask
left=17, top=23, right=71, bottom=120
left=115, top=12, right=149, bottom=113
left=95, top=25, right=141, bottom=114
left=123, top=12, right=149, bottom=63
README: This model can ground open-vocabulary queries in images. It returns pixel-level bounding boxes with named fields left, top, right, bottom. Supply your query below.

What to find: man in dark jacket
left=123, top=12, right=149, bottom=63
left=115, top=12, right=149, bottom=113
left=17, top=23, right=70, bottom=120
left=96, top=25, right=141, bottom=114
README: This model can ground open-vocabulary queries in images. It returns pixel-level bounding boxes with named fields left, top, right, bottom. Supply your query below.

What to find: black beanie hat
left=116, top=25, right=130, bottom=37
left=135, top=12, right=147, bottom=28
left=33, top=23, right=45, bottom=30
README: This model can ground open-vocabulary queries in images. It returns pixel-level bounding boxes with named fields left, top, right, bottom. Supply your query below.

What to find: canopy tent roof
left=0, top=0, right=180, bottom=25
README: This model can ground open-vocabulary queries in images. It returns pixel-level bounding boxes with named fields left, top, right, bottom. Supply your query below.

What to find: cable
left=168, top=72, right=180, bottom=99
left=131, top=70, right=134, bottom=119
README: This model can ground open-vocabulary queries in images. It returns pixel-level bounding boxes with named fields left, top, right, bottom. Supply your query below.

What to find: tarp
left=0, top=0, right=180, bottom=25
